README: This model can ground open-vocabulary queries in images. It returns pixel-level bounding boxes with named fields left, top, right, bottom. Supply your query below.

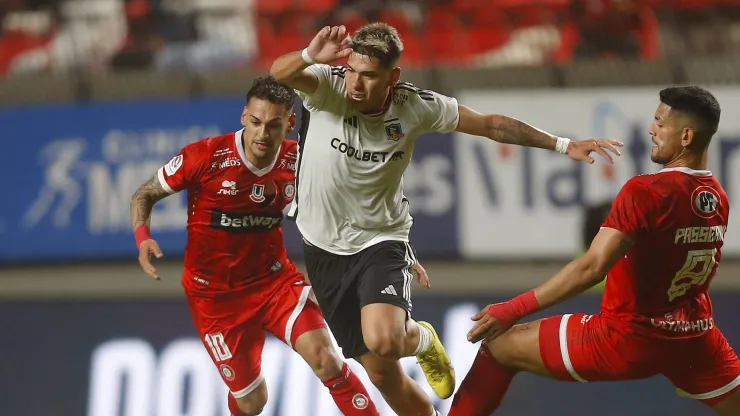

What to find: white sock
left=414, top=322, right=433, bottom=355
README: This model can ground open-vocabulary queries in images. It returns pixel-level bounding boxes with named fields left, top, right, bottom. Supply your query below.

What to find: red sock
left=323, top=363, right=379, bottom=415
left=227, top=394, right=251, bottom=416
left=448, top=345, right=516, bottom=416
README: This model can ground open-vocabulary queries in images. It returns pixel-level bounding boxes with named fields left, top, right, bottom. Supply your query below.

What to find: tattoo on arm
left=488, top=115, right=557, bottom=150
left=130, top=174, right=170, bottom=230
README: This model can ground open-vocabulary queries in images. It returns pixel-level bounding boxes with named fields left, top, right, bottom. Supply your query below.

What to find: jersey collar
left=658, top=167, right=713, bottom=176
left=359, top=88, right=393, bottom=118
left=235, top=129, right=281, bottom=177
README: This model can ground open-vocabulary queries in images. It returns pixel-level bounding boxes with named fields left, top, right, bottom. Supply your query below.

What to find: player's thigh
left=356, top=241, right=414, bottom=321
left=484, top=318, right=550, bottom=377
left=300, top=245, right=369, bottom=359
left=186, top=295, right=267, bottom=398
left=262, top=276, right=327, bottom=349
left=663, top=327, right=740, bottom=408
left=262, top=277, right=344, bottom=379
left=538, top=313, right=658, bottom=383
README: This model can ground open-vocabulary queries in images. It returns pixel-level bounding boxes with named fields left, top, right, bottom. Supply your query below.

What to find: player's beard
left=650, top=139, right=669, bottom=164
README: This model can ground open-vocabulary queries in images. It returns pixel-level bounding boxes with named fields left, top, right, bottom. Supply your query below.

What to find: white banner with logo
left=455, top=87, right=740, bottom=258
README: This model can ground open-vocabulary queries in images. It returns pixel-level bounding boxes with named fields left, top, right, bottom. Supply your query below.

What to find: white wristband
left=555, top=137, right=571, bottom=154
left=301, top=48, right=315, bottom=65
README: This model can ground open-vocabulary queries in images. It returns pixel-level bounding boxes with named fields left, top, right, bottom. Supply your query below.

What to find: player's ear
left=240, top=106, right=248, bottom=127
left=390, top=67, right=401, bottom=87
left=681, top=126, right=694, bottom=148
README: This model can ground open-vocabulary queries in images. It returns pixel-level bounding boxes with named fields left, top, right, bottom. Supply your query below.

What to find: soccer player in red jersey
left=449, top=86, right=740, bottom=415
left=129, top=76, right=378, bottom=416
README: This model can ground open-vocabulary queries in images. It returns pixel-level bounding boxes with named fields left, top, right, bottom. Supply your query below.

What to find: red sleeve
left=602, top=178, right=655, bottom=239
left=156, top=141, right=207, bottom=194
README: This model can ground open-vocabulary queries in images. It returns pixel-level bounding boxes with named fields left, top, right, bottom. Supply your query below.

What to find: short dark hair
left=246, top=76, right=296, bottom=112
left=659, top=86, right=721, bottom=136
left=349, top=22, right=404, bottom=68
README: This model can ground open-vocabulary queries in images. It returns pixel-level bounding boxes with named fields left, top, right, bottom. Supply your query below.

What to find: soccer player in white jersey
left=271, top=23, right=622, bottom=416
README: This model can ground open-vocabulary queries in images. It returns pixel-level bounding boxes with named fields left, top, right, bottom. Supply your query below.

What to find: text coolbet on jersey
left=157, top=130, right=299, bottom=296
left=291, top=64, right=460, bottom=255
left=601, top=167, right=730, bottom=339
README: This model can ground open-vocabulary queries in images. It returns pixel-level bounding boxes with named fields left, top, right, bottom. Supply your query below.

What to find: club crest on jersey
left=385, top=123, right=405, bottom=141
left=283, top=181, right=295, bottom=201
left=250, top=184, right=266, bottom=202
left=691, top=186, right=720, bottom=219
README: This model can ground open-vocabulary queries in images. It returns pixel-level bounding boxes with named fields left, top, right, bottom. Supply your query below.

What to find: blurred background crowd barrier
left=1, top=1, right=739, bottom=415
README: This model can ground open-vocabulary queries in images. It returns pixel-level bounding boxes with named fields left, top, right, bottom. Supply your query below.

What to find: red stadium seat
left=423, top=9, right=470, bottom=65
left=467, top=25, right=509, bottom=56
left=295, top=0, right=337, bottom=14
left=450, top=0, right=483, bottom=13
left=255, top=0, right=294, bottom=15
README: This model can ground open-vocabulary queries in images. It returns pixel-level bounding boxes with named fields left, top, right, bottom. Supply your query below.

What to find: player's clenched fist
left=138, top=239, right=164, bottom=280
left=305, top=25, right=353, bottom=64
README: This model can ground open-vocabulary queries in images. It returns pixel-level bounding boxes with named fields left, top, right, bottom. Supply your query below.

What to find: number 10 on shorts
left=205, top=333, right=232, bottom=362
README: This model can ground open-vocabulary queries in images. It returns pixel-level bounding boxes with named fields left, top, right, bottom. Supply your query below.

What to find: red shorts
left=540, top=313, right=740, bottom=406
left=186, top=272, right=326, bottom=398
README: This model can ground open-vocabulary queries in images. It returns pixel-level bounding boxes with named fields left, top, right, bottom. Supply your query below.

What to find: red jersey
left=601, top=167, right=730, bottom=339
left=157, top=130, right=298, bottom=296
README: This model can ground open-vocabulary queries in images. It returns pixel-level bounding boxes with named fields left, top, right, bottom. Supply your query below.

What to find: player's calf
left=228, top=382, right=268, bottom=416
left=296, top=330, right=345, bottom=380
left=295, top=328, right=380, bottom=415
left=359, top=353, right=435, bottom=416
left=449, top=319, right=550, bottom=416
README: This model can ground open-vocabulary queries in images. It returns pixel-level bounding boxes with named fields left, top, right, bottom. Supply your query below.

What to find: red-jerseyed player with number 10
left=129, top=77, right=378, bottom=416
left=449, top=86, right=740, bottom=415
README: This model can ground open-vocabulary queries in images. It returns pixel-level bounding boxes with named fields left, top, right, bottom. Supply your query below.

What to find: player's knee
left=304, top=343, right=344, bottom=381
left=364, top=330, right=404, bottom=360
left=234, top=384, right=268, bottom=415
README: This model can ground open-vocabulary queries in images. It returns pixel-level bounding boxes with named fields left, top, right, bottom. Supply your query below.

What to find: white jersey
left=290, top=64, right=460, bottom=255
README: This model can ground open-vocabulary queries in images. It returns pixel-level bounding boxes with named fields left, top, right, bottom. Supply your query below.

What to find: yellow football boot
left=416, top=321, right=455, bottom=399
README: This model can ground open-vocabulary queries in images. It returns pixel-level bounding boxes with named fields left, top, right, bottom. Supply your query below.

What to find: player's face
left=241, top=98, right=295, bottom=162
left=648, top=103, right=684, bottom=164
left=345, top=52, right=401, bottom=112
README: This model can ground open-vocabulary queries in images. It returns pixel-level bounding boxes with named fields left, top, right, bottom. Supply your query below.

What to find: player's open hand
left=467, top=303, right=513, bottom=344
left=306, top=25, right=352, bottom=64
left=138, top=239, right=163, bottom=280
left=412, top=261, right=431, bottom=289
left=567, top=139, right=623, bottom=164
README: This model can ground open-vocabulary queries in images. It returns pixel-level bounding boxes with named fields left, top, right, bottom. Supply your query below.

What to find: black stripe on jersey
left=330, top=66, right=347, bottom=78
left=344, top=116, right=358, bottom=128
left=396, top=82, right=434, bottom=95
left=288, top=105, right=311, bottom=221
left=395, top=86, right=435, bottom=101
left=384, top=117, right=399, bottom=123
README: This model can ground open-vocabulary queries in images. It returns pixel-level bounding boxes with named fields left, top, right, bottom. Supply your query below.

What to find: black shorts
left=303, top=240, right=417, bottom=359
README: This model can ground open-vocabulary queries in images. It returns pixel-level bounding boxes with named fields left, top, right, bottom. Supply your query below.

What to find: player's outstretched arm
left=130, top=174, right=171, bottom=280
left=467, top=228, right=633, bottom=343
left=455, top=104, right=623, bottom=164
left=270, top=25, right=352, bottom=94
